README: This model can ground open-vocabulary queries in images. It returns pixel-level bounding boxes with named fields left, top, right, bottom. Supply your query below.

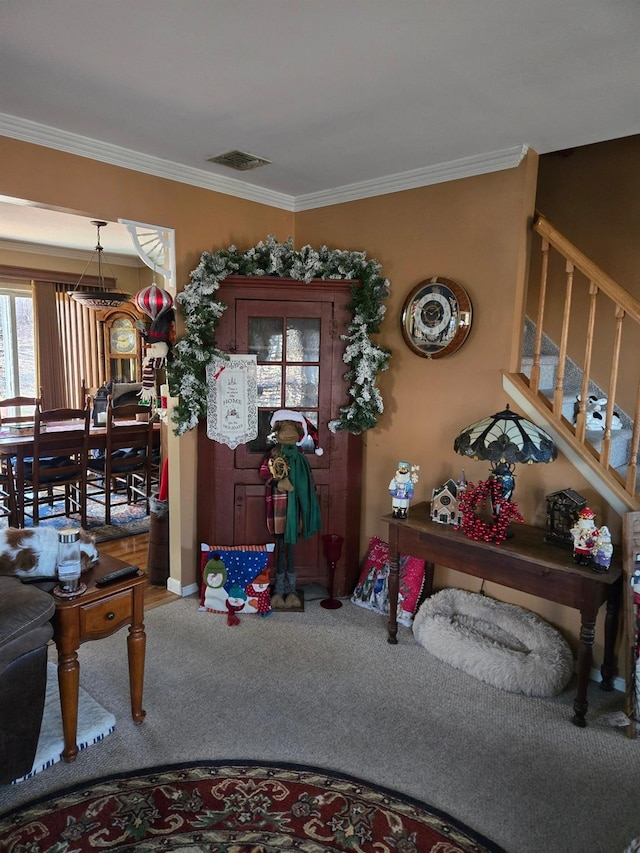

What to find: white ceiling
left=1, top=0, right=639, bottom=253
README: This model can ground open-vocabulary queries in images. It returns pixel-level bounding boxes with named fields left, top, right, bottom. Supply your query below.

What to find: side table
left=52, top=556, right=147, bottom=762
left=384, top=502, right=622, bottom=727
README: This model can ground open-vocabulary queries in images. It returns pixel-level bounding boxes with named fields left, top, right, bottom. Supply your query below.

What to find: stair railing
left=527, top=213, right=640, bottom=500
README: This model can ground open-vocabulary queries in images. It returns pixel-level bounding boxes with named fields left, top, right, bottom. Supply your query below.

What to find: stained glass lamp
left=453, top=404, right=557, bottom=500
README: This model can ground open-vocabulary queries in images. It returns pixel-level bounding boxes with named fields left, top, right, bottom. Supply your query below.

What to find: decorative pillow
left=199, top=544, right=274, bottom=624
left=351, top=536, right=425, bottom=627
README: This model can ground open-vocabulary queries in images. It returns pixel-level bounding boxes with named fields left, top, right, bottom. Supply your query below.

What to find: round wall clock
left=401, top=276, right=473, bottom=359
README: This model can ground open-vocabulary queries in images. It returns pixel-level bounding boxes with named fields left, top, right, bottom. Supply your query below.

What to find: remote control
left=95, top=565, right=140, bottom=586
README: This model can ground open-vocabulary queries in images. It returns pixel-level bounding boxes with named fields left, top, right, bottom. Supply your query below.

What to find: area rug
left=12, top=663, right=116, bottom=784
left=0, top=760, right=507, bottom=852
left=24, top=500, right=150, bottom=542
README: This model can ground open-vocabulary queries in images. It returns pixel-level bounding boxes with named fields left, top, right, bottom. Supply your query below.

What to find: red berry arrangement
left=457, top=478, right=524, bottom=544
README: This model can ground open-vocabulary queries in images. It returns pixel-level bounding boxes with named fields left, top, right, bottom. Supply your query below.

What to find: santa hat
left=254, top=569, right=271, bottom=584
left=270, top=409, right=324, bottom=455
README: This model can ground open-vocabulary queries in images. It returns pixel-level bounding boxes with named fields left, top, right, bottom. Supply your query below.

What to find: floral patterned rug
left=0, top=761, right=506, bottom=852
left=23, top=499, right=150, bottom=542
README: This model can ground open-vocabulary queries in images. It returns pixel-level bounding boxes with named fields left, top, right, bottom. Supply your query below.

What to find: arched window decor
left=168, top=236, right=391, bottom=436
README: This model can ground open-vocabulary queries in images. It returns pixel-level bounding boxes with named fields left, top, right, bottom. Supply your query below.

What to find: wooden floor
left=98, top=532, right=180, bottom=610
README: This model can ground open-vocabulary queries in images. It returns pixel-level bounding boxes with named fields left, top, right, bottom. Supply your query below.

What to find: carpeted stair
left=521, top=316, right=636, bottom=477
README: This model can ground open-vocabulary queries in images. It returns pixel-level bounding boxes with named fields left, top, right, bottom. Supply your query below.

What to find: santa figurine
left=259, top=410, right=322, bottom=609
left=592, top=525, right=613, bottom=573
left=570, top=507, right=598, bottom=566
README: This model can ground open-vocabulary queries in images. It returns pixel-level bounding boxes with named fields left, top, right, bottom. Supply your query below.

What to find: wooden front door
left=197, top=277, right=362, bottom=596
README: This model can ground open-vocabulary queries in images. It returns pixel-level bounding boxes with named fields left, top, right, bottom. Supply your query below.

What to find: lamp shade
left=453, top=404, right=557, bottom=466
left=70, top=290, right=131, bottom=309
left=69, top=220, right=131, bottom=310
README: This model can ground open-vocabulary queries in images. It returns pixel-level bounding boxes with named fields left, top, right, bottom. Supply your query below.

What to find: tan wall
left=530, top=136, right=640, bottom=418
left=295, top=150, right=613, bottom=659
left=0, top=136, right=293, bottom=591
left=536, top=136, right=640, bottom=296
left=1, top=136, right=618, bottom=662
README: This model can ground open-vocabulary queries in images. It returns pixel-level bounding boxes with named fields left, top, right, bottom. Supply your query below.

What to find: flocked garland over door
left=167, top=236, right=391, bottom=435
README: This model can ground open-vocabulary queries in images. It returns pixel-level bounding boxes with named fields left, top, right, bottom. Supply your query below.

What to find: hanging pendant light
left=70, top=220, right=132, bottom=310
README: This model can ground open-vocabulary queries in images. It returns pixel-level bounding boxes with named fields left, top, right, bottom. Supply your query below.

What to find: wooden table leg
left=600, top=577, right=621, bottom=691
left=57, top=651, right=80, bottom=762
left=573, top=612, right=596, bottom=727
left=127, top=584, right=146, bottom=723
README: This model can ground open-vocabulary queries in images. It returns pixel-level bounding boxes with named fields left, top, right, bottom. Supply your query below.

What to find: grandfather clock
left=97, top=303, right=143, bottom=385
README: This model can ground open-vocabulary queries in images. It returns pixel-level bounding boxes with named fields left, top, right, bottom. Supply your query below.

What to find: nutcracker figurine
left=389, top=461, right=420, bottom=519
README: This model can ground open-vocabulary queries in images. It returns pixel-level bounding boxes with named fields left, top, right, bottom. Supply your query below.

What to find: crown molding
left=0, top=113, right=294, bottom=212
left=0, top=237, right=142, bottom=266
left=292, top=145, right=529, bottom=211
left=1, top=113, right=528, bottom=213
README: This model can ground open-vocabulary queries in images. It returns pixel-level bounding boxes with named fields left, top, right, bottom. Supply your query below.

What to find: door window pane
left=285, top=366, right=319, bottom=408
left=286, top=318, right=320, bottom=362
left=249, top=318, right=282, bottom=362
left=256, top=365, right=282, bottom=408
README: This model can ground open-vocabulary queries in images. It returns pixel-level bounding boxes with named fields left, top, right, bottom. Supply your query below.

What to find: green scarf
left=279, top=443, right=322, bottom=544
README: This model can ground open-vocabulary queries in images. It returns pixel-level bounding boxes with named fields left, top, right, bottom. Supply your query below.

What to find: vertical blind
left=33, top=281, right=105, bottom=409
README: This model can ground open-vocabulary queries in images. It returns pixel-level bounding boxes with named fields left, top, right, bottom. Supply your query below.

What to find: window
left=0, top=282, right=36, bottom=398
left=247, top=314, right=321, bottom=453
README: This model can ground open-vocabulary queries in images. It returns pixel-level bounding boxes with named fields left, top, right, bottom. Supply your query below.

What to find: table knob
left=106, top=611, right=115, bottom=621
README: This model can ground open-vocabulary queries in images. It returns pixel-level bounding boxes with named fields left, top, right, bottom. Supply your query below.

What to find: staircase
left=503, top=213, right=640, bottom=516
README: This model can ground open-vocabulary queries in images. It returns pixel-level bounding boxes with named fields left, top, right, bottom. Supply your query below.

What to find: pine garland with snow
left=168, top=235, right=391, bottom=436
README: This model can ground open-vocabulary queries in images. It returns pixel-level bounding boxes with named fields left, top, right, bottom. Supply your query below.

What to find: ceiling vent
left=207, top=150, right=271, bottom=171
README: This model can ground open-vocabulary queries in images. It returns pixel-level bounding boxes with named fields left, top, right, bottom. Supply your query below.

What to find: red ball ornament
left=135, top=283, right=173, bottom=321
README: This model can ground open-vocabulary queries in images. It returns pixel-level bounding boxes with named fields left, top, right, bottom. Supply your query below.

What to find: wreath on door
left=168, top=236, right=391, bottom=436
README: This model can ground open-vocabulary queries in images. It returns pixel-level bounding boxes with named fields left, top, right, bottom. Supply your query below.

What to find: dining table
left=0, top=418, right=160, bottom=527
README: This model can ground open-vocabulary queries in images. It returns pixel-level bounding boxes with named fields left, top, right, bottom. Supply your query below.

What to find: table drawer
left=79, top=589, right=133, bottom=639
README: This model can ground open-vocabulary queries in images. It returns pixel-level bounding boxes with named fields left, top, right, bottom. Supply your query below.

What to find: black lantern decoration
left=545, top=489, right=587, bottom=549
left=453, top=404, right=557, bottom=501
left=70, top=221, right=132, bottom=310
left=91, top=384, right=109, bottom=427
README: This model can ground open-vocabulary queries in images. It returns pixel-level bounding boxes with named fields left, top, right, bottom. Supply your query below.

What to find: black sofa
left=0, top=576, right=55, bottom=784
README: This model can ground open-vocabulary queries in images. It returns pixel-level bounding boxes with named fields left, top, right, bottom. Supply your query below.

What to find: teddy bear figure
left=259, top=410, right=322, bottom=609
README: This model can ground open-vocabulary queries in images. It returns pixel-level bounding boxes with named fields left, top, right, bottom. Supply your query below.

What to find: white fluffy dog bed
left=412, top=588, right=574, bottom=696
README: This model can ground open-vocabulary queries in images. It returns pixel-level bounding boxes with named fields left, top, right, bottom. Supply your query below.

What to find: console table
left=384, top=501, right=622, bottom=727
left=52, top=555, right=147, bottom=761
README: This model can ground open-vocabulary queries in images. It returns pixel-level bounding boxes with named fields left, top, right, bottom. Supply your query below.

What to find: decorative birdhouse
left=431, top=478, right=463, bottom=526
left=544, top=489, right=587, bottom=549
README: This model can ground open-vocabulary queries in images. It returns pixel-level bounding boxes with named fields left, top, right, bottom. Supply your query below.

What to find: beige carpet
left=0, top=594, right=637, bottom=853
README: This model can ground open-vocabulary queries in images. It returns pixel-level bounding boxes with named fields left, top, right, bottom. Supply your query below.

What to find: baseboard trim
left=166, top=578, right=199, bottom=598
left=590, top=666, right=625, bottom=693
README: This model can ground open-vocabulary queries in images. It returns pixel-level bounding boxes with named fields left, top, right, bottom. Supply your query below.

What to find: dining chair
left=0, top=395, right=42, bottom=528
left=114, top=401, right=161, bottom=493
left=21, top=407, right=90, bottom=529
left=86, top=397, right=155, bottom=525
